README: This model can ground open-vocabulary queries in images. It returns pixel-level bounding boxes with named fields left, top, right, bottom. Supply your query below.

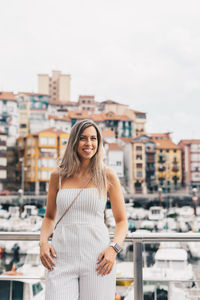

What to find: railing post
left=134, top=242, right=143, bottom=300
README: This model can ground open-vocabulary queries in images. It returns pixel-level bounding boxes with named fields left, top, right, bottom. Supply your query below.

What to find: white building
left=0, top=92, right=19, bottom=147
left=0, top=131, right=7, bottom=191
left=104, top=142, right=124, bottom=178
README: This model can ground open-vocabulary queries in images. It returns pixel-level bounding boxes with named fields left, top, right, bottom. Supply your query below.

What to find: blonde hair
left=59, top=119, right=107, bottom=197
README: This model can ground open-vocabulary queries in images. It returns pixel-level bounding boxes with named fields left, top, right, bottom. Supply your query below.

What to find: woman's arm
left=39, top=169, right=58, bottom=270
left=106, top=167, right=128, bottom=245
left=96, top=167, right=128, bottom=276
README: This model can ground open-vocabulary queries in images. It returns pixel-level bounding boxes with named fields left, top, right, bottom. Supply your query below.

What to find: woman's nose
left=85, top=138, right=92, bottom=145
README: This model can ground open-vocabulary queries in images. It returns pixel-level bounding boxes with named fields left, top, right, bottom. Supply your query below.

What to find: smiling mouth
left=82, top=149, right=93, bottom=153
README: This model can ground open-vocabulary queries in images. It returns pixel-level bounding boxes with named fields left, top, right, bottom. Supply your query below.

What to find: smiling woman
left=40, top=119, right=128, bottom=300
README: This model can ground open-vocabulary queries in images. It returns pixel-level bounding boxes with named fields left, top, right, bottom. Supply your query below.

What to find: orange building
left=17, top=128, right=69, bottom=194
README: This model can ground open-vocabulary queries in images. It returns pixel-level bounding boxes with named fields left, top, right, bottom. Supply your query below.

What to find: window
left=136, top=163, right=142, bottom=168
left=0, top=170, right=6, bottom=179
left=48, top=137, right=56, bottom=145
left=40, top=137, right=47, bottom=145
left=160, top=149, right=163, bottom=153
left=174, top=150, right=177, bottom=153
left=136, top=171, right=142, bottom=178
left=20, top=124, right=27, bottom=128
left=136, top=146, right=142, bottom=151
left=136, top=155, right=142, bottom=160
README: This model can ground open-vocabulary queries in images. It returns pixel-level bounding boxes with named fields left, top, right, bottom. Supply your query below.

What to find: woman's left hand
left=96, top=246, right=117, bottom=276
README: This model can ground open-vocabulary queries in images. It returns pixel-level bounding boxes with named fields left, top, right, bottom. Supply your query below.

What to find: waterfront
left=0, top=197, right=200, bottom=299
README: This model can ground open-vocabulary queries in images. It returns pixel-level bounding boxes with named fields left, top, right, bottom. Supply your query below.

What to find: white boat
left=0, top=277, right=45, bottom=300
left=178, top=206, right=194, bottom=222
left=148, top=206, right=165, bottom=221
left=0, top=246, right=45, bottom=299
left=143, top=247, right=193, bottom=281
left=17, top=246, right=45, bottom=278
left=0, top=207, right=10, bottom=219
left=21, top=205, right=38, bottom=219
left=117, top=248, right=193, bottom=283
left=8, top=206, right=20, bottom=218
left=130, top=208, right=148, bottom=220
left=139, top=220, right=154, bottom=231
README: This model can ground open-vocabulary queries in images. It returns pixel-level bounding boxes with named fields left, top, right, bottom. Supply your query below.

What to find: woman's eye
left=80, top=137, right=86, bottom=140
left=91, top=137, right=97, bottom=140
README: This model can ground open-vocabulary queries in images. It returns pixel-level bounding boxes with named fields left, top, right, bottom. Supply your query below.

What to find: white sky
left=0, top=0, right=200, bottom=142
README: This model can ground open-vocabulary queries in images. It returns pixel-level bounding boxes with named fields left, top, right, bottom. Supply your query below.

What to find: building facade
left=38, top=70, right=71, bottom=104
left=152, top=133, right=182, bottom=191
left=178, top=140, right=200, bottom=191
left=17, top=128, right=69, bottom=194
left=0, top=131, right=7, bottom=191
left=0, top=92, right=19, bottom=147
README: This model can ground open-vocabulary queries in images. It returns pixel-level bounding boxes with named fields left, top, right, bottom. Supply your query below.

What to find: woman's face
left=77, top=126, right=98, bottom=161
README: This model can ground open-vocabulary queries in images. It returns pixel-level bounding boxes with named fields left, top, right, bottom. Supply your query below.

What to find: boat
left=21, top=205, right=38, bottom=219
left=0, top=246, right=45, bottom=299
left=0, top=277, right=45, bottom=299
left=148, top=206, right=165, bottom=221
left=143, top=247, right=193, bottom=281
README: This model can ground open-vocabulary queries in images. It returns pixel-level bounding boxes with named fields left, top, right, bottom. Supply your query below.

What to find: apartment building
left=38, top=70, right=71, bottom=104
left=78, top=95, right=96, bottom=113
left=0, top=131, right=7, bottom=191
left=131, top=141, right=146, bottom=193
left=98, top=100, right=128, bottom=114
left=152, top=133, right=182, bottom=190
left=0, top=92, right=19, bottom=147
left=104, top=142, right=124, bottom=179
left=17, top=93, right=49, bottom=136
left=48, top=115, right=71, bottom=133
left=178, top=140, right=200, bottom=190
left=18, top=128, right=69, bottom=194
left=123, top=108, right=146, bottom=137
left=134, top=134, right=156, bottom=192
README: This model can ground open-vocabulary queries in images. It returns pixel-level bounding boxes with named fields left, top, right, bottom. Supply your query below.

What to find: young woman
left=40, top=119, right=128, bottom=300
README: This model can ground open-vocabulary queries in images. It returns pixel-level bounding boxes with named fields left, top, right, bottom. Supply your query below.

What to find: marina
left=0, top=198, right=200, bottom=299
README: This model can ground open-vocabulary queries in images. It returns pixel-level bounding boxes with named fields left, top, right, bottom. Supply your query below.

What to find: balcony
left=1, top=232, right=200, bottom=299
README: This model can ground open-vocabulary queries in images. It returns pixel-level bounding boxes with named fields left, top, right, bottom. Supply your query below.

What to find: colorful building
left=17, top=128, right=69, bottom=194
left=152, top=133, right=182, bottom=191
left=178, top=140, right=200, bottom=191
left=0, top=92, right=19, bottom=147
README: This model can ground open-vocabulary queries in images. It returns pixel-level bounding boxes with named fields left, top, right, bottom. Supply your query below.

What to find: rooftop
left=0, top=92, right=16, bottom=101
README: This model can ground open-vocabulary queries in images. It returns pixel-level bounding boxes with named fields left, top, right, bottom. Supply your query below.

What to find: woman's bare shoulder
left=50, top=168, right=60, bottom=181
left=105, top=166, right=118, bottom=183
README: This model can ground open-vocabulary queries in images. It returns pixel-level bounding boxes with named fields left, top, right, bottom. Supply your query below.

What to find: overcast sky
left=1, top=0, right=200, bottom=142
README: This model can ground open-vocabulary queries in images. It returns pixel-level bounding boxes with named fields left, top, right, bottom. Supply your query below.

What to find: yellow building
left=152, top=133, right=182, bottom=190
left=17, top=128, right=69, bottom=194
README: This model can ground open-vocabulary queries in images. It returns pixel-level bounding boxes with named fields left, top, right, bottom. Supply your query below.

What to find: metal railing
left=1, top=232, right=200, bottom=300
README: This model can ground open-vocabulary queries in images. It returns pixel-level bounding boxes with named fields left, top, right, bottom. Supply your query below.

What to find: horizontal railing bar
left=0, top=276, right=46, bottom=280
left=1, top=275, right=200, bottom=283
left=0, top=232, right=200, bottom=242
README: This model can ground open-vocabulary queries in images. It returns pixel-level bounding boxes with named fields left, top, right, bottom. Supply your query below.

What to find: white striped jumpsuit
left=45, top=181, right=116, bottom=299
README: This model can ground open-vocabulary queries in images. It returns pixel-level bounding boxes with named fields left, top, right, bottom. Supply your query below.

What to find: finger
left=50, top=246, right=57, bottom=258
left=98, top=264, right=112, bottom=276
left=96, top=259, right=106, bottom=271
left=103, top=265, right=112, bottom=275
left=97, top=260, right=109, bottom=274
left=41, top=257, right=53, bottom=270
left=97, top=252, right=104, bottom=264
left=44, top=253, right=56, bottom=267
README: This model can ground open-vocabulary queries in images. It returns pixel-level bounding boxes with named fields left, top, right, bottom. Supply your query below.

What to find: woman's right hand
left=40, top=241, right=56, bottom=270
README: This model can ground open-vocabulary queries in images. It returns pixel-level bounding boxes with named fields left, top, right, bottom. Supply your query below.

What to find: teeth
left=83, top=149, right=92, bottom=153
